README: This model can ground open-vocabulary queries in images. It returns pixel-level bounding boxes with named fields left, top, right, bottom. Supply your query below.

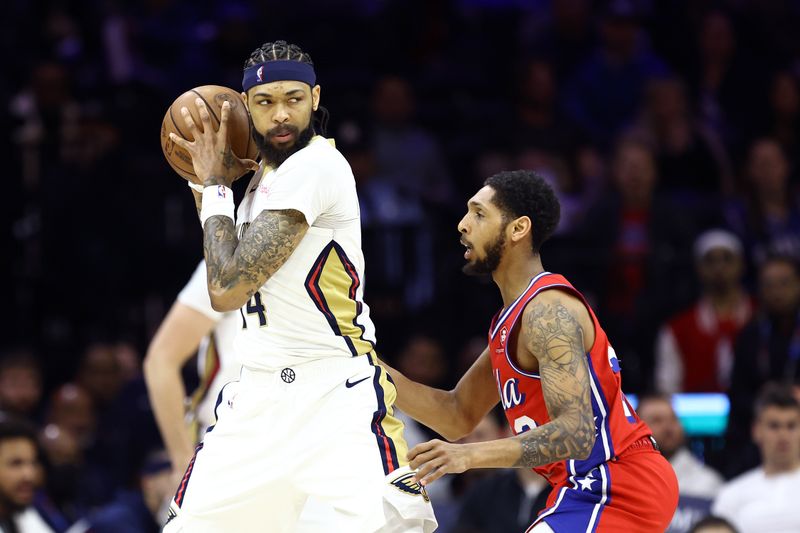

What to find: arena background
left=2, top=0, right=799, bottom=532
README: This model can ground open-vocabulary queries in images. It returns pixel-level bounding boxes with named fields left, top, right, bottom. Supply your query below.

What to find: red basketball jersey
left=489, top=271, right=650, bottom=486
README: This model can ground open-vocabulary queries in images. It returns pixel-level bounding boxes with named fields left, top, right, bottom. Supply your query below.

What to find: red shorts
left=530, top=437, right=679, bottom=532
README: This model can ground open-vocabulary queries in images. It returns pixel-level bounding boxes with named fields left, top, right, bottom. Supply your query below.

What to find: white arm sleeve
left=177, top=261, right=225, bottom=322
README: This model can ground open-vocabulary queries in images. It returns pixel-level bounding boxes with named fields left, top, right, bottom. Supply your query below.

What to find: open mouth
left=461, top=239, right=473, bottom=260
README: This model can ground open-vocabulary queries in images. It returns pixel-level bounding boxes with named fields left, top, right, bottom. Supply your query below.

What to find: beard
left=252, top=120, right=315, bottom=168
left=463, top=231, right=506, bottom=276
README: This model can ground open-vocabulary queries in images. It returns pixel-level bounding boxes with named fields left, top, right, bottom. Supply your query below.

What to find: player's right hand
left=169, top=99, right=259, bottom=188
left=408, top=438, right=473, bottom=486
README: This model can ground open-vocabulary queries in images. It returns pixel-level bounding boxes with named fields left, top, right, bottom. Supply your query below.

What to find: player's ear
left=312, top=85, right=321, bottom=111
left=241, top=91, right=249, bottom=112
left=509, top=216, right=532, bottom=243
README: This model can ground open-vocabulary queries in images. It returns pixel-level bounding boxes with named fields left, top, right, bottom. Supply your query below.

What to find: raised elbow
left=209, top=290, right=241, bottom=313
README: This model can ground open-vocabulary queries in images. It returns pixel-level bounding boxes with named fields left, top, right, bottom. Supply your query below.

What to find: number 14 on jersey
left=241, top=292, right=267, bottom=329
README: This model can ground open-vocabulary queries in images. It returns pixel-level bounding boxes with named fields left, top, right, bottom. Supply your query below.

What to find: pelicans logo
left=390, top=472, right=430, bottom=502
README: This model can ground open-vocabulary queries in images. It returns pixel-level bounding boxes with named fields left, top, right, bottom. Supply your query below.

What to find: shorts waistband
left=616, top=435, right=659, bottom=459
left=239, top=353, right=374, bottom=386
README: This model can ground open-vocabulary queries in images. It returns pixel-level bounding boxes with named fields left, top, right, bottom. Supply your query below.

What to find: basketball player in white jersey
left=144, top=261, right=241, bottom=477
left=144, top=261, right=347, bottom=532
left=163, top=40, right=436, bottom=533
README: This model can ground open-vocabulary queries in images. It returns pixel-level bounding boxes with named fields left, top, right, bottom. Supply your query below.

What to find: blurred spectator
left=114, top=342, right=141, bottom=385
left=395, top=335, right=449, bottom=390
left=68, top=450, right=172, bottom=533
left=724, top=138, right=800, bottom=266
left=75, top=343, right=123, bottom=409
left=758, top=71, right=800, bottom=161
left=637, top=394, right=723, bottom=533
left=46, top=385, right=94, bottom=451
left=369, top=75, right=454, bottom=209
left=453, top=467, right=550, bottom=533
left=392, top=335, right=449, bottom=452
left=627, top=76, right=732, bottom=197
left=727, top=255, right=800, bottom=472
left=512, top=59, right=581, bottom=156
left=581, top=138, right=694, bottom=391
left=10, top=61, right=81, bottom=188
left=713, top=383, right=800, bottom=532
left=0, top=417, right=53, bottom=532
left=521, top=0, right=595, bottom=82
left=0, top=350, right=43, bottom=421
left=638, top=395, right=724, bottom=499
left=688, top=516, right=738, bottom=533
left=655, top=230, right=753, bottom=394
left=41, top=386, right=112, bottom=514
left=563, top=0, right=669, bottom=148
left=515, top=149, right=585, bottom=235
left=691, top=10, right=766, bottom=151
left=431, top=409, right=508, bottom=532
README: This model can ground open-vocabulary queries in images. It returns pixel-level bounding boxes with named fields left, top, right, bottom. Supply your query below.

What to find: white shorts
left=165, top=355, right=436, bottom=533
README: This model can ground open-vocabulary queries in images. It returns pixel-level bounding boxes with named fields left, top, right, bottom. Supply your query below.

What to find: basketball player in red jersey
left=383, top=170, right=678, bottom=532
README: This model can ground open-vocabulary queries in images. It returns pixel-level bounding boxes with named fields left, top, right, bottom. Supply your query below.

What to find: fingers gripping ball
left=160, top=85, right=259, bottom=181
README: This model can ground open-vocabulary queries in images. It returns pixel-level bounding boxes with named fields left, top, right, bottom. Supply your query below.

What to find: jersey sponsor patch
left=390, top=472, right=430, bottom=502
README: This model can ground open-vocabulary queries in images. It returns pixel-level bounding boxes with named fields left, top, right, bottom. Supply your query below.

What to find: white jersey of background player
left=144, top=261, right=241, bottom=476
left=163, top=39, right=436, bottom=532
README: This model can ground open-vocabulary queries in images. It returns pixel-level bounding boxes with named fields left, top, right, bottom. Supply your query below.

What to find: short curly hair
left=484, top=170, right=560, bottom=254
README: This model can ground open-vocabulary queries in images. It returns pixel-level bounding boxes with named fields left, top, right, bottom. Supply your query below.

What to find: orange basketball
left=160, top=85, right=259, bottom=181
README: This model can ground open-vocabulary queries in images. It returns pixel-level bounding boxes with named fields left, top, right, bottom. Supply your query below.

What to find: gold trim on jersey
left=187, top=334, right=220, bottom=440
left=305, top=241, right=375, bottom=356
left=368, top=354, right=409, bottom=473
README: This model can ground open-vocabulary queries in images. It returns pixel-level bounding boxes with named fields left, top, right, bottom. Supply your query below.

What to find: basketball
left=160, top=85, right=259, bottom=181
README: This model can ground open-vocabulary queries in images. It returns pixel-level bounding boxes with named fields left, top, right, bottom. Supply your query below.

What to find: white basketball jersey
left=177, top=261, right=242, bottom=430
left=234, top=137, right=377, bottom=371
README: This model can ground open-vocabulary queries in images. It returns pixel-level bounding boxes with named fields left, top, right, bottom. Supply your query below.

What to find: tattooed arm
left=203, top=209, right=308, bottom=311
left=408, top=290, right=596, bottom=485
left=510, top=291, right=596, bottom=467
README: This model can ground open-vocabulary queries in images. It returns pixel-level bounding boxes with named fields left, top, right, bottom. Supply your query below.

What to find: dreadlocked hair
left=244, top=40, right=328, bottom=135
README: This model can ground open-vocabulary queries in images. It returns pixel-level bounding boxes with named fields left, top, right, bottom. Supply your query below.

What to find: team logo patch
left=390, top=472, right=430, bottom=502
left=280, top=368, right=296, bottom=383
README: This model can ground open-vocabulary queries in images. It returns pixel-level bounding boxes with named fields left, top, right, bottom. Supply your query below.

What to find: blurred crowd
left=2, top=0, right=800, bottom=531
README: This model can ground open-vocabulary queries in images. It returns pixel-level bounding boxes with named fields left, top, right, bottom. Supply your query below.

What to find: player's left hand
left=408, top=439, right=472, bottom=486
left=169, top=98, right=259, bottom=188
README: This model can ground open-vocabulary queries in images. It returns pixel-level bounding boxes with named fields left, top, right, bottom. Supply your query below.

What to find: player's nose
left=272, top=104, right=290, bottom=123
left=457, top=215, right=468, bottom=234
